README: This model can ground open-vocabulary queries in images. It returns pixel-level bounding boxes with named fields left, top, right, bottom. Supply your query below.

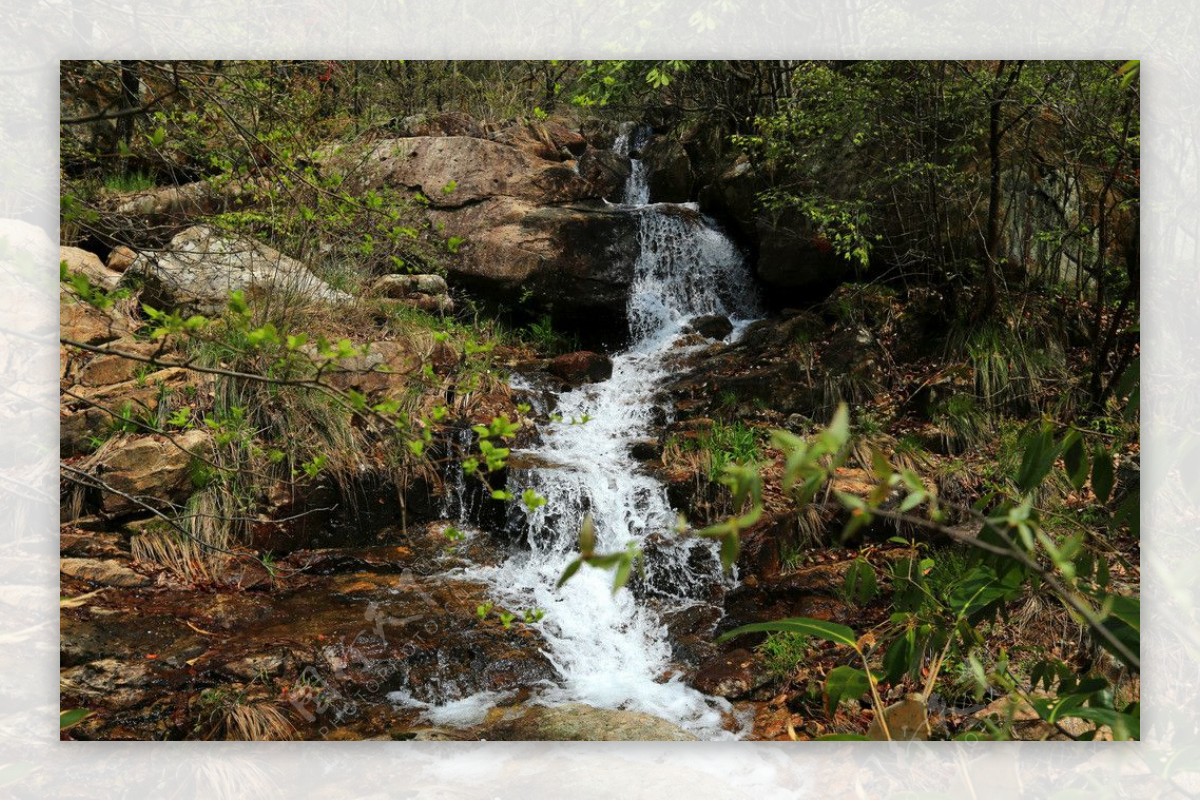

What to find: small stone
left=106, top=245, right=137, bottom=272
left=629, top=439, right=662, bottom=462
left=867, top=694, right=932, bottom=741
left=223, top=653, right=287, bottom=680
left=483, top=702, right=697, bottom=741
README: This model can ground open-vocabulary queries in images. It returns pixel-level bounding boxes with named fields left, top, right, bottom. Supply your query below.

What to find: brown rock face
left=106, top=245, right=138, bottom=272
left=60, top=557, right=149, bottom=588
left=84, top=429, right=211, bottom=516
left=691, top=648, right=760, bottom=699
left=334, top=133, right=642, bottom=323
left=547, top=351, right=613, bottom=386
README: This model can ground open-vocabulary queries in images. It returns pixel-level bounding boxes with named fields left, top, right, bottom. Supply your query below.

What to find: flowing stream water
left=401, top=126, right=763, bottom=739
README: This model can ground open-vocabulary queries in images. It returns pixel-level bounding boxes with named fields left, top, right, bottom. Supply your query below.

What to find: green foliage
left=556, top=514, right=644, bottom=594
left=60, top=708, right=93, bottom=730
left=841, top=557, right=878, bottom=605
left=673, top=421, right=763, bottom=483
left=524, top=315, right=580, bottom=356
left=102, top=169, right=156, bottom=193
left=570, top=60, right=689, bottom=108
left=757, top=631, right=810, bottom=679
left=712, top=401, right=1139, bottom=740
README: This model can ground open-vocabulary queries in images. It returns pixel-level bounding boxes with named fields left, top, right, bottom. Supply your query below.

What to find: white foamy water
left=415, top=128, right=762, bottom=740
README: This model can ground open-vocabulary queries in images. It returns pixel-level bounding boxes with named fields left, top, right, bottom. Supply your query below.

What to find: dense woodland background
left=58, top=60, right=1139, bottom=742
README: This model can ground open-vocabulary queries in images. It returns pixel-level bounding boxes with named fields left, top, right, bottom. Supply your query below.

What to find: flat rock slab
left=482, top=702, right=698, bottom=741
left=60, top=557, right=149, bottom=587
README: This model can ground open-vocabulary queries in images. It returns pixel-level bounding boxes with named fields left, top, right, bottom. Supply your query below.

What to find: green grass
left=525, top=314, right=579, bottom=356
left=757, top=631, right=810, bottom=680
left=698, top=420, right=762, bottom=481
left=102, top=169, right=157, bottom=193
left=946, top=315, right=1071, bottom=420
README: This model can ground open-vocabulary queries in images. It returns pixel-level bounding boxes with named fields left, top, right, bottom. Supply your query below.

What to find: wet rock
left=719, top=579, right=853, bottom=638
left=629, top=438, right=662, bottom=463
left=200, top=593, right=275, bottom=631
left=60, top=557, right=149, bottom=588
left=648, top=405, right=669, bottom=428
left=547, top=351, right=613, bottom=386
left=691, top=648, right=761, bottom=699
left=688, top=314, right=733, bottom=340
left=577, top=148, right=631, bottom=202
left=280, top=545, right=416, bottom=575
left=222, top=651, right=290, bottom=681
left=124, top=225, right=352, bottom=315
left=660, top=602, right=722, bottom=666
left=482, top=702, right=698, bottom=741
left=699, top=160, right=852, bottom=303
left=643, top=136, right=694, bottom=203
left=60, top=527, right=127, bottom=560
left=60, top=658, right=152, bottom=710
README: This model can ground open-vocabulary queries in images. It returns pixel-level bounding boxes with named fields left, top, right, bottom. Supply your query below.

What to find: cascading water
left=411, top=127, right=762, bottom=739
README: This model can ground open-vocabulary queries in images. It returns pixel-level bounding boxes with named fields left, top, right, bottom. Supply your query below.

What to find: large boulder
left=428, top=198, right=640, bottom=322
left=61, top=246, right=121, bottom=292
left=577, top=148, right=632, bottom=202
left=80, top=429, right=211, bottom=516
left=123, top=226, right=352, bottom=315
left=351, top=136, right=595, bottom=208
left=332, top=135, right=641, bottom=325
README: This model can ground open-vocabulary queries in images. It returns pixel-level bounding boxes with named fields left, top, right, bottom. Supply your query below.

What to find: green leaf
left=612, top=553, right=633, bottom=592
left=1096, top=594, right=1139, bottom=668
left=579, top=514, right=596, bottom=556
left=718, top=617, right=857, bottom=649
left=1092, top=445, right=1115, bottom=504
left=556, top=558, right=582, bottom=589
left=60, top=708, right=92, bottom=729
left=947, top=565, right=1020, bottom=621
left=719, top=531, right=740, bottom=574
left=882, top=628, right=917, bottom=683
left=1016, top=424, right=1058, bottom=493
left=842, top=558, right=878, bottom=605
left=825, top=665, right=870, bottom=714
left=816, top=733, right=871, bottom=741
left=1063, top=432, right=1089, bottom=490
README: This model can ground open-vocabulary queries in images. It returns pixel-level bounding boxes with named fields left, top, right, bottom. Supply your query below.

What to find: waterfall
left=420, top=127, right=762, bottom=739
